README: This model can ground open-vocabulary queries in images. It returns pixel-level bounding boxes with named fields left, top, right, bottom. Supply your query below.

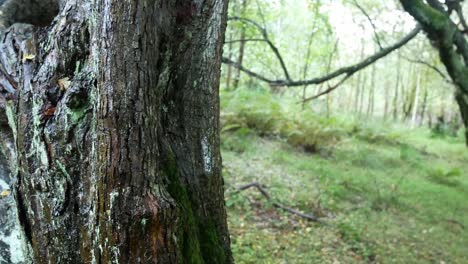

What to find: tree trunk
left=0, top=103, right=26, bottom=263
left=383, top=79, right=390, bottom=120
left=225, top=32, right=234, bottom=91
left=456, top=93, right=468, bottom=146
left=400, top=0, right=468, bottom=144
left=411, top=69, right=421, bottom=127
left=232, top=0, right=248, bottom=90
left=0, top=0, right=232, bottom=263
left=420, top=86, right=429, bottom=126
left=393, top=51, right=401, bottom=121
left=366, top=63, right=376, bottom=117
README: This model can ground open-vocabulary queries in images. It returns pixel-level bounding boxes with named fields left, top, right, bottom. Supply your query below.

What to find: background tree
left=0, top=0, right=232, bottom=263
left=399, top=0, right=468, bottom=144
left=221, top=0, right=463, bottom=139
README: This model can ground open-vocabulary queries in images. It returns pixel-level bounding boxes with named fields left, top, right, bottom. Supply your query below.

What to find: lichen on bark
left=0, top=0, right=232, bottom=262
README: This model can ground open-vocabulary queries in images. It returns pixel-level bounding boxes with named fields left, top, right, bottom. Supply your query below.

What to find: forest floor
left=221, top=90, right=468, bottom=264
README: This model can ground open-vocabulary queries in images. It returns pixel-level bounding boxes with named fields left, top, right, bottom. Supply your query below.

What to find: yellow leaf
left=58, top=77, right=71, bottom=91
left=0, top=189, right=11, bottom=198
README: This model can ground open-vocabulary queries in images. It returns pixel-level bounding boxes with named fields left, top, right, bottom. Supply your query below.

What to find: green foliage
left=221, top=87, right=284, bottom=136
left=221, top=88, right=410, bottom=156
left=431, top=118, right=461, bottom=138
left=427, top=167, right=462, bottom=187
left=221, top=128, right=255, bottom=153
left=337, top=222, right=377, bottom=261
left=222, top=88, right=351, bottom=153
left=223, top=120, right=468, bottom=263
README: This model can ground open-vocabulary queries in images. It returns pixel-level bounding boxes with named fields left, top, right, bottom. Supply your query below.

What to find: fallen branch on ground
left=237, top=182, right=324, bottom=223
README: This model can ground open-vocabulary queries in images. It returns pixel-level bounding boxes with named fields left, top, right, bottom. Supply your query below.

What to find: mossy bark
left=456, top=93, right=468, bottom=146
left=0, top=0, right=232, bottom=263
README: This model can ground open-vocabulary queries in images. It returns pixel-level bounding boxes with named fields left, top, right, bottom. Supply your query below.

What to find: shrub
left=221, top=88, right=348, bottom=152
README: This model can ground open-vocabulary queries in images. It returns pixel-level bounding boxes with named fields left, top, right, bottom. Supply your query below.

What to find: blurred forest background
left=219, top=0, right=468, bottom=263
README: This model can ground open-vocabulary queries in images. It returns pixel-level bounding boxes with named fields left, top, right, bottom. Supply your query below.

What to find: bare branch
left=352, top=0, right=383, bottom=49
left=222, top=25, right=421, bottom=94
left=224, top=38, right=266, bottom=44
left=228, top=16, right=292, bottom=81
left=302, top=74, right=352, bottom=103
left=402, top=56, right=452, bottom=83
left=237, top=182, right=324, bottom=223
left=222, top=57, right=283, bottom=85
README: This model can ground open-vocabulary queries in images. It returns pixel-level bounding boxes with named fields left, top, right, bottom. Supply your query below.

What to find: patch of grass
left=222, top=120, right=468, bottom=263
left=426, top=167, right=463, bottom=187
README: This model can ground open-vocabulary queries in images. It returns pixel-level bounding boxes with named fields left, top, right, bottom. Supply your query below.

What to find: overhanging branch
left=402, top=56, right=452, bottom=83
left=223, top=25, right=421, bottom=92
left=352, top=0, right=383, bottom=49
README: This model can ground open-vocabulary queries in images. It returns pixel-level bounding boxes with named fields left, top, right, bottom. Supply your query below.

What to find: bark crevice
left=1, top=0, right=232, bottom=263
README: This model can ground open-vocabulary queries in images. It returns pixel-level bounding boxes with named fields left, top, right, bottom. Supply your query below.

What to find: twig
left=228, top=16, right=292, bottom=81
left=237, top=182, right=324, bottom=223
left=352, top=0, right=383, bottom=49
left=402, top=56, right=452, bottom=84
left=302, top=74, right=352, bottom=103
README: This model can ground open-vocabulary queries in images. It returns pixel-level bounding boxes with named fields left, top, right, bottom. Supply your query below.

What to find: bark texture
left=0, top=0, right=232, bottom=263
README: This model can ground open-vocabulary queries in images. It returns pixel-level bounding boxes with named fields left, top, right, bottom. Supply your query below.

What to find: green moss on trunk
left=164, top=152, right=227, bottom=263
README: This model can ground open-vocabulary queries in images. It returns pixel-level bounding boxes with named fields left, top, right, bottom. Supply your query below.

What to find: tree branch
left=302, top=74, right=352, bottom=103
left=237, top=182, right=323, bottom=223
left=222, top=57, right=283, bottom=84
left=224, top=38, right=266, bottom=44
left=222, top=25, right=421, bottom=93
left=402, top=56, right=452, bottom=83
left=352, top=0, right=383, bottom=49
left=228, top=16, right=292, bottom=81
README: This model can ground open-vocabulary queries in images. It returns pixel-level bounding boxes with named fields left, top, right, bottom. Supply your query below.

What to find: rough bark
left=0, top=94, right=26, bottom=263
left=0, top=0, right=232, bottom=263
left=456, top=92, right=468, bottom=146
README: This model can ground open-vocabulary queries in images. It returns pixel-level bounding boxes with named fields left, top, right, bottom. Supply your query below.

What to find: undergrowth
left=221, top=87, right=404, bottom=154
left=222, top=87, right=468, bottom=263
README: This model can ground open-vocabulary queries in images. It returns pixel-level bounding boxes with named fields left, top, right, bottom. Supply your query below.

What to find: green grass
left=221, top=89, right=468, bottom=263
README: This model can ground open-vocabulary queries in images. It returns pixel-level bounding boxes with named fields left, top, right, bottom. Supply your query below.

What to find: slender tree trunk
left=233, top=0, right=248, bottom=90
left=354, top=74, right=361, bottom=113
left=354, top=37, right=366, bottom=114
left=367, top=63, right=376, bottom=117
left=403, top=64, right=415, bottom=120
left=420, top=86, right=429, bottom=126
left=301, top=31, right=316, bottom=109
left=393, top=51, right=402, bottom=120
left=384, top=78, right=390, bottom=120
left=225, top=32, right=234, bottom=91
left=0, top=0, right=232, bottom=263
left=411, top=68, right=422, bottom=127
left=358, top=73, right=367, bottom=115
